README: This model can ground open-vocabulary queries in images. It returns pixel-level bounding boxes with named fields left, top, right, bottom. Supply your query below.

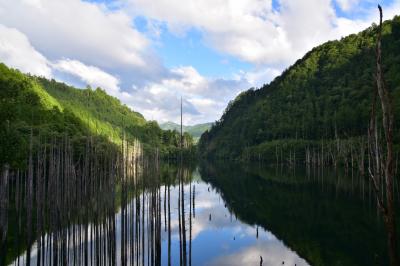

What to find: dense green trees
left=199, top=16, right=400, bottom=162
left=0, top=63, right=194, bottom=168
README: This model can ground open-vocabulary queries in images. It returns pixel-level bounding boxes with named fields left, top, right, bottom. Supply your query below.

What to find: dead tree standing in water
left=368, top=6, right=398, bottom=266
left=0, top=163, right=10, bottom=265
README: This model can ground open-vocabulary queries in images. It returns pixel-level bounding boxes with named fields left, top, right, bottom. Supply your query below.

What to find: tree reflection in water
left=4, top=160, right=395, bottom=265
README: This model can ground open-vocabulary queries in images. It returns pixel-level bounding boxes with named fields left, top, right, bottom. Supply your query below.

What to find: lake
left=3, top=161, right=395, bottom=265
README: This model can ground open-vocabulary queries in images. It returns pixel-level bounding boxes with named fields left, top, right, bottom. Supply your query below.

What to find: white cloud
left=164, top=66, right=208, bottom=95
left=123, top=0, right=291, bottom=64
left=53, top=59, right=121, bottom=96
left=236, top=67, right=282, bottom=88
left=121, top=66, right=251, bottom=125
left=0, top=19, right=125, bottom=97
left=123, top=0, right=398, bottom=66
left=0, top=0, right=152, bottom=70
left=0, top=24, right=51, bottom=77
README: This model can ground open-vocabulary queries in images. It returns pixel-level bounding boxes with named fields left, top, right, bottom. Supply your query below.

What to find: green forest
left=199, top=16, right=400, bottom=163
left=0, top=63, right=195, bottom=169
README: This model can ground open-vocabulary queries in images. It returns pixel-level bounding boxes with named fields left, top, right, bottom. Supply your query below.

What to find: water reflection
left=159, top=170, right=308, bottom=266
left=6, top=163, right=310, bottom=265
left=4, top=161, right=397, bottom=265
left=201, top=162, right=396, bottom=266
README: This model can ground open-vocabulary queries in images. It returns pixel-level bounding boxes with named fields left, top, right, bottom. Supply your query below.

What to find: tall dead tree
left=368, top=6, right=399, bottom=266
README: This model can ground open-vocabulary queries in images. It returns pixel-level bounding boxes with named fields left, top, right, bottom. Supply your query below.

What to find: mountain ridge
left=160, top=121, right=212, bottom=140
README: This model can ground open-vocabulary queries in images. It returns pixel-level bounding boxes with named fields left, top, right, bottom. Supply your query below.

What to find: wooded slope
left=199, top=16, right=400, bottom=160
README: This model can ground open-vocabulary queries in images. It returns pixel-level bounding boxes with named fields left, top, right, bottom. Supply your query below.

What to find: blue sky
left=0, top=0, right=399, bottom=124
left=155, top=27, right=253, bottom=78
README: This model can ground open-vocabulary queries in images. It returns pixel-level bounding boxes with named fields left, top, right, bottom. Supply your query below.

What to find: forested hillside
left=199, top=16, right=400, bottom=162
left=0, top=63, right=193, bottom=168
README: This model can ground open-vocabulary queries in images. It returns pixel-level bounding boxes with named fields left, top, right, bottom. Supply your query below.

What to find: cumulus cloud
left=0, top=24, right=51, bottom=77
left=123, top=0, right=288, bottom=64
left=122, top=66, right=251, bottom=124
left=0, top=19, right=125, bottom=98
left=236, top=67, right=282, bottom=88
left=53, top=59, right=121, bottom=96
left=0, top=0, right=155, bottom=71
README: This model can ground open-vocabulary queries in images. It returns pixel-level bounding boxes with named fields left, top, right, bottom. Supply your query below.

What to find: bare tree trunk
left=180, top=168, right=187, bottom=266
left=178, top=170, right=183, bottom=266
left=368, top=6, right=399, bottom=266
left=189, top=177, right=192, bottom=266
left=168, top=173, right=171, bottom=266
left=0, top=163, right=10, bottom=266
left=26, top=129, right=34, bottom=266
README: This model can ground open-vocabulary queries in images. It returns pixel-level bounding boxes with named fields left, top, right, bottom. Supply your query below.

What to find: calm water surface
left=5, top=162, right=396, bottom=265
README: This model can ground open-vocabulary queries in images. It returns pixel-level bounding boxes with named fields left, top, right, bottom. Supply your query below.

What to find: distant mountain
left=160, top=122, right=212, bottom=140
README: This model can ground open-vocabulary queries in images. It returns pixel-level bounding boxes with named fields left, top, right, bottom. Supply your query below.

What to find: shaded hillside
left=199, top=16, right=400, bottom=160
